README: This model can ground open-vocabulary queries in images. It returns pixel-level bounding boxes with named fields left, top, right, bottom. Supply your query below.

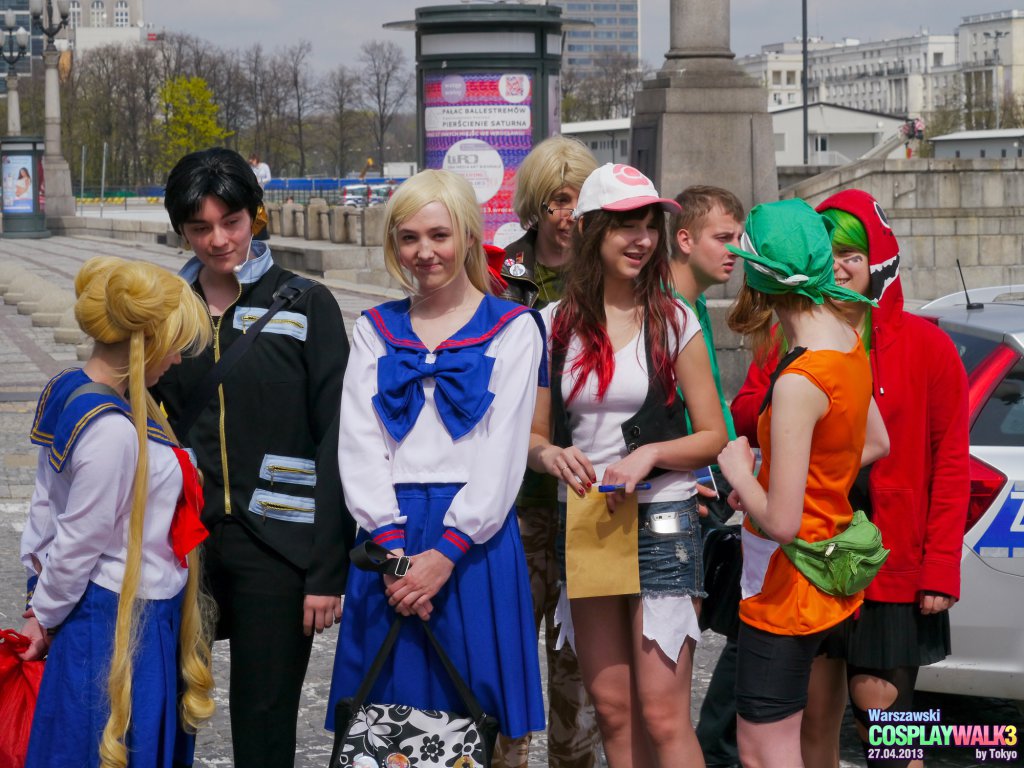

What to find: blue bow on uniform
left=372, top=350, right=496, bottom=442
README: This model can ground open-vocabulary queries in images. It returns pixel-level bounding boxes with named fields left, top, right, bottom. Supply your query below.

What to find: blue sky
left=144, top=1, right=986, bottom=73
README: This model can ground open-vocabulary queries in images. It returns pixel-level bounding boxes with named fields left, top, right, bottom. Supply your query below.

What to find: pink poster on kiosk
left=423, top=71, right=534, bottom=247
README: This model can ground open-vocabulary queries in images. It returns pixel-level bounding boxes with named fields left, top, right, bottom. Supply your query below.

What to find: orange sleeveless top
left=739, top=341, right=872, bottom=636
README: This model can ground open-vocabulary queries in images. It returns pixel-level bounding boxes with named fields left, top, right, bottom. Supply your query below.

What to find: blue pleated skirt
left=25, top=581, right=194, bottom=768
left=327, top=483, right=545, bottom=739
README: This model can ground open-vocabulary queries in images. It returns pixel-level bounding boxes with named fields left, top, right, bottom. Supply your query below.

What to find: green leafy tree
left=157, top=75, right=232, bottom=173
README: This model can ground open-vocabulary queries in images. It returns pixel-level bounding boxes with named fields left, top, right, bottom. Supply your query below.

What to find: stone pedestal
left=42, top=50, right=74, bottom=219
left=42, top=156, right=75, bottom=218
left=630, top=0, right=778, bottom=211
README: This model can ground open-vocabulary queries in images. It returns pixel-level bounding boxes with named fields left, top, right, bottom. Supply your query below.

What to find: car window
left=971, top=358, right=1024, bottom=447
left=944, top=330, right=999, bottom=375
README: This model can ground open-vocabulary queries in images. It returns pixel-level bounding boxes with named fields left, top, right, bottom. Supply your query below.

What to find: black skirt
left=825, top=599, right=951, bottom=669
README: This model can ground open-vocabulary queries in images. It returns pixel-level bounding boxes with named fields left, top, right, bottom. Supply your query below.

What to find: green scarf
left=727, top=199, right=875, bottom=307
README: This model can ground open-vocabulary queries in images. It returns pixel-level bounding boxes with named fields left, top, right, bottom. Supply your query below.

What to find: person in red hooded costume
left=730, top=189, right=969, bottom=768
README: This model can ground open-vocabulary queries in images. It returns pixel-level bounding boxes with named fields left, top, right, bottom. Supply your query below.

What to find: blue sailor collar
left=179, top=238, right=273, bottom=286
left=363, top=295, right=547, bottom=443
left=363, top=294, right=543, bottom=354
left=30, top=368, right=176, bottom=472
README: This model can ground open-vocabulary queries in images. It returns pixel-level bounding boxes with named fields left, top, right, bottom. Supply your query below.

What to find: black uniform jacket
left=152, top=246, right=354, bottom=595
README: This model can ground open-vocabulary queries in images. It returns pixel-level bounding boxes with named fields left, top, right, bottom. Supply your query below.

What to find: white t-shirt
left=541, top=301, right=702, bottom=503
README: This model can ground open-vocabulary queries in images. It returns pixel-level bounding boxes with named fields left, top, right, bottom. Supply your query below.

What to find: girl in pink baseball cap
left=528, top=163, right=728, bottom=766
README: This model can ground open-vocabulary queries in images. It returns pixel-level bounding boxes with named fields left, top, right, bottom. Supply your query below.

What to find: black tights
left=848, top=664, right=920, bottom=768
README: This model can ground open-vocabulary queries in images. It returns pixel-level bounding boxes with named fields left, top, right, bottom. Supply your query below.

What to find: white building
left=560, top=117, right=631, bottom=163
left=737, top=38, right=836, bottom=109
left=562, top=104, right=905, bottom=173
left=769, top=103, right=906, bottom=166
left=930, top=128, right=1024, bottom=159
left=69, top=0, right=144, bottom=52
left=959, top=10, right=1024, bottom=126
left=738, top=32, right=958, bottom=118
left=809, top=33, right=958, bottom=118
left=556, top=0, right=639, bottom=72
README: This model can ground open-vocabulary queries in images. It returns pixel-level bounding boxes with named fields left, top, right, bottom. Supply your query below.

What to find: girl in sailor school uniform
left=326, top=170, right=546, bottom=743
left=19, top=257, right=215, bottom=768
left=526, top=163, right=728, bottom=768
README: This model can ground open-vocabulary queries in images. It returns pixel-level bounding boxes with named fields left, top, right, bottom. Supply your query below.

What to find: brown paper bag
left=565, top=488, right=640, bottom=599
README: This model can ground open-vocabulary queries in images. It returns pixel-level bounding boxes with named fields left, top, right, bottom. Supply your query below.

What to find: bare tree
left=317, top=64, right=361, bottom=176
left=358, top=40, right=411, bottom=167
left=279, top=40, right=315, bottom=176
left=562, top=55, right=653, bottom=122
left=204, top=47, right=253, bottom=153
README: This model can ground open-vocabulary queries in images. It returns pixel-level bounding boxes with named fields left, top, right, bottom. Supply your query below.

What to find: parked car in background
left=370, top=183, right=397, bottom=205
left=914, top=286, right=1024, bottom=704
left=340, top=184, right=371, bottom=207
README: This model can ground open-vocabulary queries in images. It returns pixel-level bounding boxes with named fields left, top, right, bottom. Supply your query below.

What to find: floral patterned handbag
left=329, top=615, right=499, bottom=768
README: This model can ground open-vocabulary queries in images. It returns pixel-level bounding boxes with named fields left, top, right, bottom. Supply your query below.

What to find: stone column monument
left=631, top=0, right=778, bottom=210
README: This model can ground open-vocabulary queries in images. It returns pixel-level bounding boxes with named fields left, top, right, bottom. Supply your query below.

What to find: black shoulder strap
left=758, top=346, right=808, bottom=415
left=549, top=304, right=571, bottom=448
left=174, top=275, right=316, bottom=438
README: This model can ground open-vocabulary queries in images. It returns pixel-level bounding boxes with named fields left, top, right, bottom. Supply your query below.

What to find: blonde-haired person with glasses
left=492, top=136, right=603, bottom=768
left=20, top=257, right=214, bottom=768
left=497, top=136, right=598, bottom=310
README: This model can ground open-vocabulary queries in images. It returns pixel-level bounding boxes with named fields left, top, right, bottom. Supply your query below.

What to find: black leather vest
left=550, top=313, right=687, bottom=479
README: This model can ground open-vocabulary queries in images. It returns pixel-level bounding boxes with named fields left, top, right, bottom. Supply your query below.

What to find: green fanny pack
left=777, top=510, right=890, bottom=597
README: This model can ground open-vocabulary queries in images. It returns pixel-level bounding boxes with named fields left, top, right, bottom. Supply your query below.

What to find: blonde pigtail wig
left=74, top=257, right=214, bottom=768
left=98, top=330, right=149, bottom=768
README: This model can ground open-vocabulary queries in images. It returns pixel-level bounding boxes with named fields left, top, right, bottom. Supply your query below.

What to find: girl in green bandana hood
left=716, top=199, right=890, bottom=768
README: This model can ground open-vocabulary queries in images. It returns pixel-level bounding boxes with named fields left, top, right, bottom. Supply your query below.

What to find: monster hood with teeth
left=815, top=189, right=903, bottom=322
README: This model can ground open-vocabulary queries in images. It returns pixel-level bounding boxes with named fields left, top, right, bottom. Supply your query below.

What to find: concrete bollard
left=0, top=261, right=30, bottom=294
left=6, top=272, right=51, bottom=308
left=363, top=205, right=386, bottom=246
left=265, top=203, right=281, bottom=236
left=54, top=306, right=88, bottom=346
left=25, top=287, right=75, bottom=326
left=327, top=207, right=348, bottom=243
left=269, top=204, right=283, bottom=237
left=306, top=199, right=328, bottom=241
left=281, top=204, right=302, bottom=238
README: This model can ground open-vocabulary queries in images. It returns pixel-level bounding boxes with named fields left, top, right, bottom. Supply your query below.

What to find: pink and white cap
left=573, top=163, right=681, bottom=218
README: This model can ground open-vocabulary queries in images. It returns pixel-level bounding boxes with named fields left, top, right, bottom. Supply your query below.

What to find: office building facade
left=555, top=0, right=639, bottom=72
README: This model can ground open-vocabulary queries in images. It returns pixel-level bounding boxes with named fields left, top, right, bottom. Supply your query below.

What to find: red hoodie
left=731, top=189, right=970, bottom=602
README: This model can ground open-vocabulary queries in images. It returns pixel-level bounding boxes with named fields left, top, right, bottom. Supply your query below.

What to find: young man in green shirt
left=669, top=185, right=745, bottom=768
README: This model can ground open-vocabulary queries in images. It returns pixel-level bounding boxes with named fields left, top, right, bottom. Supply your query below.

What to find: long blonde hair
left=382, top=169, right=490, bottom=296
left=74, top=257, right=215, bottom=768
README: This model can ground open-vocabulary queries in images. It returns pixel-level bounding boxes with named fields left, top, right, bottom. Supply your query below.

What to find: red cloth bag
left=0, top=629, right=45, bottom=767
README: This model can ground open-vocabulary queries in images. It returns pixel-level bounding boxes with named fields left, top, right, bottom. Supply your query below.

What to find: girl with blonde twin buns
left=19, top=256, right=215, bottom=768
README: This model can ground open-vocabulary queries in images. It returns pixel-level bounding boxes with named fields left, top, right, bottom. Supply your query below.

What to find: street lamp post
left=0, top=11, right=30, bottom=136
left=28, top=0, right=74, bottom=218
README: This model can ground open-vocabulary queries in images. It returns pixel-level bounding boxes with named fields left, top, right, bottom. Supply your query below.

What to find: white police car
left=914, top=287, right=1024, bottom=703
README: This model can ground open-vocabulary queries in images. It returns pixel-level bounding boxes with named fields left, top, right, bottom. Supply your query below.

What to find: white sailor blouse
left=338, top=295, right=547, bottom=563
left=21, top=368, right=206, bottom=630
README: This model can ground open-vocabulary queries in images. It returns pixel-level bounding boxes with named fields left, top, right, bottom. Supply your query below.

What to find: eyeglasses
left=544, top=205, right=575, bottom=220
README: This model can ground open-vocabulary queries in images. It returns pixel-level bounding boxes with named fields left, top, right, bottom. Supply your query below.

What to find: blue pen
left=597, top=482, right=652, bottom=493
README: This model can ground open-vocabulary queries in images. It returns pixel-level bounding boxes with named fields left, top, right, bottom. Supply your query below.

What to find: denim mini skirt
left=558, top=495, right=705, bottom=598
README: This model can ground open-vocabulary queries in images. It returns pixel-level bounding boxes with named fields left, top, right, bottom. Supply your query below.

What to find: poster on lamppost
left=2, top=153, right=35, bottom=214
left=423, top=71, right=534, bottom=248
